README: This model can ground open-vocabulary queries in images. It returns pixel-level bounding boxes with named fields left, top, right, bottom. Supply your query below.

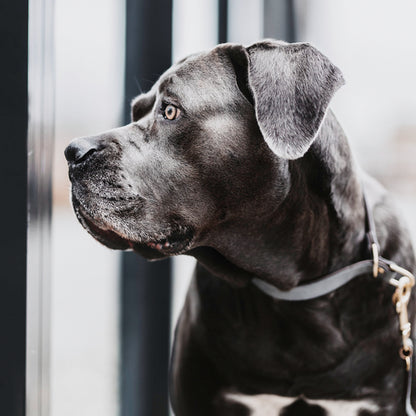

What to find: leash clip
left=371, top=243, right=380, bottom=277
left=389, top=263, right=415, bottom=371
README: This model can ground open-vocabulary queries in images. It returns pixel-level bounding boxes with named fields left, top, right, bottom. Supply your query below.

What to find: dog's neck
left=192, top=111, right=366, bottom=290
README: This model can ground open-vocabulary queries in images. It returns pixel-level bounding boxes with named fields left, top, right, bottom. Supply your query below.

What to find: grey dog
left=65, top=40, right=415, bottom=415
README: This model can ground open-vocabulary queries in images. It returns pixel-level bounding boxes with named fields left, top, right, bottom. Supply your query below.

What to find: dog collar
left=252, top=192, right=416, bottom=415
left=251, top=192, right=413, bottom=302
left=252, top=191, right=415, bottom=360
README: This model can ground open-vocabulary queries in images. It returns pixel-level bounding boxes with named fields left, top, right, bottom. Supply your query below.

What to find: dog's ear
left=131, top=90, right=156, bottom=122
left=227, top=41, right=344, bottom=159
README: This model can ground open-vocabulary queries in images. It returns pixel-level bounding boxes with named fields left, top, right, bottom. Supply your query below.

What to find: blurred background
left=4, top=0, right=415, bottom=415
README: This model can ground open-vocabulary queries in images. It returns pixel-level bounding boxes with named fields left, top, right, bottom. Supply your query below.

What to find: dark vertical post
left=263, top=0, right=296, bottom=42
left=123, top=0, right=173, bottom=122
left=121, top=1, right=173, bottom=416
left=218, top=0, right=228, bottom=44
left=0, top=1, right=28, bottom=415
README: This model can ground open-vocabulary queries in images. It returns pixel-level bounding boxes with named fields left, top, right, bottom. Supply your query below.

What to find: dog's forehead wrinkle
left=154, top=52, right=240, bottom=112
left=158, top=75, right=175, bottom=95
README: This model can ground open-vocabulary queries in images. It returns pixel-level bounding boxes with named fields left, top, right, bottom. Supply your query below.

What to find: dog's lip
left=73, top=198, right=194, bottom=255
left=132, top=235, right=193, bottom=255
left=75, top=206, right=130, bottom=250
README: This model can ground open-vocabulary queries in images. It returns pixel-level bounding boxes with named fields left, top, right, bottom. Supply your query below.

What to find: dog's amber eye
left=164, top=104, right=180, bottom=120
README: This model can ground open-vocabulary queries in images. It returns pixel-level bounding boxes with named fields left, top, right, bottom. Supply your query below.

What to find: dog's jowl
left=65, top=40, right=416, bottom=415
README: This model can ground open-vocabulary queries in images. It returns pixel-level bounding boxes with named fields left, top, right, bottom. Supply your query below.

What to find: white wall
left=295, top=0, right=416, bottom=243
left=228, top=0, right=263, bottom=45
left=295, top=0, right=416, bottom=160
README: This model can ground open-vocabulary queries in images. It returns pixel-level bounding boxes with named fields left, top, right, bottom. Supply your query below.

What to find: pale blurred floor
left=50, top=207, right=120, bottom=416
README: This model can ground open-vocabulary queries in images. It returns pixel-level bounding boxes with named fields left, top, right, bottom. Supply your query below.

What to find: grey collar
left=252, top=192, right=394, bottom=301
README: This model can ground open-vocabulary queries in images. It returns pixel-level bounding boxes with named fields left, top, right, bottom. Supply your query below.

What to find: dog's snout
left=64, top=136, right=106, bottom=164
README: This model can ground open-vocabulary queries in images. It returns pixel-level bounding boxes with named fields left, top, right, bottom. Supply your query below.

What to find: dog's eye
left=164, top=104, right=180, bottom=120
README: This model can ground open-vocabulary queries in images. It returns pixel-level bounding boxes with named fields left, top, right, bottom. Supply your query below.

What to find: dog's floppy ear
left=228, top=40, right=344, bottom=159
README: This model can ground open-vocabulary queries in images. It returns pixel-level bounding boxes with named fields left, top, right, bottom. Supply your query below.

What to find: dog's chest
left=225, top=392, right=379, bottom=415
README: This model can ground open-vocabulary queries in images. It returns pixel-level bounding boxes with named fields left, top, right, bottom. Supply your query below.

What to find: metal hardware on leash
left=372, top=243, right=380, bottom=277
left=388, top=262, right=415, bottom=371
left=371, top=243, right=388, bottom=278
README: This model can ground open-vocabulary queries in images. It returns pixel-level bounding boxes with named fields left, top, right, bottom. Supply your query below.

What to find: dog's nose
left=64, top=136, right=106, bottom=164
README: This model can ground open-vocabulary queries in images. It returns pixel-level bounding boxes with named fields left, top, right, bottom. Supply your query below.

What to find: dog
left=65, top=40, right=416, bottom=415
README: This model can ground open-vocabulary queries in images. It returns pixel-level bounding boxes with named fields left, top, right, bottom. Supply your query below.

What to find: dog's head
left=65, top=40, right=343, bottom=262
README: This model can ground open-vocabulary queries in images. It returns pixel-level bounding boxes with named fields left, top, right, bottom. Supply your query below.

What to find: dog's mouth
left=72, top=197, right=194, bottom=258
